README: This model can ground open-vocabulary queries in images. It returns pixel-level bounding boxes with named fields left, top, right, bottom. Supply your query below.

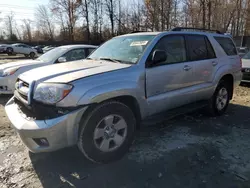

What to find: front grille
left=15, top=79, right=29, bottom=102
left=14, top=97, right=75, bottom=120
left=18, top=92, right=28, bottom=100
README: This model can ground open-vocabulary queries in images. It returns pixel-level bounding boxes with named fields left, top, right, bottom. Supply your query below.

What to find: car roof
left=58, top=44, right=98, bottom=49
left=118, top=31, right=231, bottom=38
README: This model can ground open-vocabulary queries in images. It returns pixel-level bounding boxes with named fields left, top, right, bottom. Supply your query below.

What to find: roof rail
left=130, top=31, right=145, bottom=33
left=171, top=27, right=222, bottom=34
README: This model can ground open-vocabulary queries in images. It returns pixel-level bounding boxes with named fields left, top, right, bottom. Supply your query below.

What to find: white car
left=5, top=43, right=38, bottom=58
left=0, top=44, right=97, bottom=94
left=0, top=44, right=9, bottom=53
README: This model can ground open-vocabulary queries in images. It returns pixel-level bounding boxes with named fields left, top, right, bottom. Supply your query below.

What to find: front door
left=146, top=35, right=196, bottom=116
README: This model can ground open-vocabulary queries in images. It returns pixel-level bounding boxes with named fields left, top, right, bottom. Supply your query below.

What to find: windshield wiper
left=99, top=57, right=133, bottom=64
left=86, top=57, right=93, bottom=60
left=99, top=57, right=122, bottom=63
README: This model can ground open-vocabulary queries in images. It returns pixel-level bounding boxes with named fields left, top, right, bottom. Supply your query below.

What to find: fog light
left=33, top=138, right=49, bottom=146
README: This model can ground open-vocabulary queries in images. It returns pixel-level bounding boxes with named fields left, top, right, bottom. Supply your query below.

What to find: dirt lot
left=1, top=57, right=250, bottom=188
left=0, top=54, right=32, bottom=63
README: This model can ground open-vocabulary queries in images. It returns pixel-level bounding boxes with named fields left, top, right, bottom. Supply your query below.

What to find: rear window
left=214, top=37, right=237, bottom=56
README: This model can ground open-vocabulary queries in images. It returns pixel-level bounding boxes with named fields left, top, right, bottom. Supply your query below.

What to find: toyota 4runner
left=5, top=28, right=242, bottom=163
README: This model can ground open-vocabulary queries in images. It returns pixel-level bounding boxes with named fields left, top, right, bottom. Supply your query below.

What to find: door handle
left=212, top=61, right=218, bottom=66
left=183, top=65, right=191, bottom=71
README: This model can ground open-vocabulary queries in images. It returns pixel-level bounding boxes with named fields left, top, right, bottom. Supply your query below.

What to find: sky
left=0, top=0, right=50, bottom=23
left=0, top=0, right=143, bottom=36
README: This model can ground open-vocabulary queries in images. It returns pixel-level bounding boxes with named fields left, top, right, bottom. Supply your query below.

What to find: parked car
left=241, top=51, right=250, bottom=82
left=0, top=44, right=9, bottom=53
left=43, top=45, right=56, bottom=53
left=5, top=28, right=242, bottom=163
left=237, top=47, right=249, bottom=57
left=5, top=43, right=38, bottom=58
left=33, top=45, right=44, bottom=54
left=0, top=44, right=97, bottom=94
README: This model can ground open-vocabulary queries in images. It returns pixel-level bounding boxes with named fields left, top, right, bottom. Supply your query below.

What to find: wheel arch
left=220, top=74, right=234, bottom=99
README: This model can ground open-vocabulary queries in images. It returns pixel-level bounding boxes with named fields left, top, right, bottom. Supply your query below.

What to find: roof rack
left=130, top=31, right=146, bottom=33
left=171, top=27, right=222, bottom=34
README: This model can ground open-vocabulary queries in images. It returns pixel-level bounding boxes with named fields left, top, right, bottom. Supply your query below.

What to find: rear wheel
left=206, top=80, right=230, bottom=116
left=78, top=101, right=136, bottom=163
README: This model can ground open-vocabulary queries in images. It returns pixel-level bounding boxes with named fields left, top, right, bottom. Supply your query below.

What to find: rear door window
left=214, top=37, right=237, bottom=56
left=186, top=35, right=215, bottom=61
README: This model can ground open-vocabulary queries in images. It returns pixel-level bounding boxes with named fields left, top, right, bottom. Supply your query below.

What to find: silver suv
left=5, top=28, right=242, bottom=163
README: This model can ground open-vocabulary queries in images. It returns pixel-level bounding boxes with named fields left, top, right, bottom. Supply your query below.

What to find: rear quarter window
left=214, top=37, right=237, bottom=56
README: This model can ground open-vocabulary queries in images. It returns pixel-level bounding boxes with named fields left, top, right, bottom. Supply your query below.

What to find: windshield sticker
left=130, top=41, right=148, bottom=46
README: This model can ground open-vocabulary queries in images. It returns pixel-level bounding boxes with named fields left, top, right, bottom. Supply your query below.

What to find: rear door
left=22, top=45, right=32, bottom=54
left=186, top=35, right=217, bottom=86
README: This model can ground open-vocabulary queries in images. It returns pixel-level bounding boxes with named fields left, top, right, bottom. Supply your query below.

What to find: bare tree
left=35, top=5, right=55, bottom=40
left=90, top=0, right=104, bottom=40
left=79, top=0, right=91, bottom=42
left=105, top=0, right=116, bottom=36
left=51, top=0, right=81, bottom=41
left=22, top=19, right=32, bottom=42
left=5, top=12, right=15, bottom=39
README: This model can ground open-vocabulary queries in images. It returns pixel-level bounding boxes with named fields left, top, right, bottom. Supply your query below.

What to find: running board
left=141, top=100, right=208, bottom=126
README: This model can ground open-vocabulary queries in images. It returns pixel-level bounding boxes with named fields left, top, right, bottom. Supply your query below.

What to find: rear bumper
left=241, top=72, right=250, bottom=82
left=5, top=97, right=87, bottom=153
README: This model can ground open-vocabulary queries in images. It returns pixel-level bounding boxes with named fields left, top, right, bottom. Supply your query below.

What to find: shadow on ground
left=0, top=95, right=12, bottom=106
left=0, top=95, right=12, bottom=104
left=29, top=103, right=250, bottom=188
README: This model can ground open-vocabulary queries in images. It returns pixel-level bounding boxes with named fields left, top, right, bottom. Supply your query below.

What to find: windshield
left=89, top=35, right=156, bottom=64
left=243, top=51, right=250, bottom=59
left=37, top=47, right=67, bottom=62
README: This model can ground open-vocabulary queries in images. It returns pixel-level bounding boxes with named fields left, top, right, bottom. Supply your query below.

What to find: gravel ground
left=1, top=57, right=250, bottom=188
left=0, top=54, right=32, bottom=63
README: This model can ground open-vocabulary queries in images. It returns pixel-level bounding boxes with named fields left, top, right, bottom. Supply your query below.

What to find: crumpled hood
left=0, top=59, right=43, bottom=70
left=242, top=59, right=250, bottom=68
left=19, top=59, right=132, bottom=84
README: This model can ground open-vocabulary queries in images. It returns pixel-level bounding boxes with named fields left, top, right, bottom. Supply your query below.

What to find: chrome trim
left=28, top=81, right=35, bottom=105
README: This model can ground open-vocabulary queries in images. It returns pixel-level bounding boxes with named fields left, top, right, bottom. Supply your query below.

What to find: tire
left=206, top=80, right=230, bottom=116
left=29, top=52, right=35, bottom=59
left=78, top=101, right=136, bottom=163
left=6, top=47, right=13, bottom=55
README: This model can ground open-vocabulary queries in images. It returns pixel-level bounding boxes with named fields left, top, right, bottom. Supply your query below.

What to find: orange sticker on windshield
left=130, top=41, right=148, bottom=46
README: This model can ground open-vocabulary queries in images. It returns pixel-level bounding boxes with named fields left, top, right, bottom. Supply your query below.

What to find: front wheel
left=78, top=101, right=136, bottom=163
left=6, top=47, right=13, bottom=55
left=206, top=80, right=230, bottom=116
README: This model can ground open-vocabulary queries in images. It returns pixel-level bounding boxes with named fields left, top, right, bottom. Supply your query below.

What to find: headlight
left=2, top=67, right=19, bottom=77
left=33, top=83, right=73, bottom=104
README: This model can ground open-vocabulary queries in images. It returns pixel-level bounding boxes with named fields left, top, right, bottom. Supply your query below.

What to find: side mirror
left=152, top=50, right=167, bottom=65
left=58, top=57, right=67, bottom=63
